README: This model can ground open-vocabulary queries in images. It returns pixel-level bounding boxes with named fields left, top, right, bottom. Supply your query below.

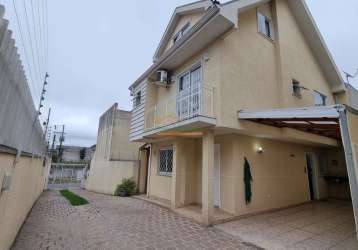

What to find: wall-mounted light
left=256, top=145, right=264, bottom=154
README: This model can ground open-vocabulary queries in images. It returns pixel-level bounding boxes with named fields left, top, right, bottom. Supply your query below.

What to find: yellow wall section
left=0, top=154, right=48, bottom=250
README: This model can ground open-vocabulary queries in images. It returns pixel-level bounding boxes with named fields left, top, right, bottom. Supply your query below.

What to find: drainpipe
left=337, top=105, right=358, bottom=237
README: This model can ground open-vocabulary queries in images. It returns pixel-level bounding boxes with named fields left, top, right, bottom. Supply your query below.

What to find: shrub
left=114, top=178, right=137, bottom=197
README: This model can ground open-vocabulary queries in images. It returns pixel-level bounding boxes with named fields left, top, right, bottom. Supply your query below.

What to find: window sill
left=292, top=93, right=302, bottom=99
left=258, top=32, right=275, bottom=44
left=157, top=173, right=172, bottom=177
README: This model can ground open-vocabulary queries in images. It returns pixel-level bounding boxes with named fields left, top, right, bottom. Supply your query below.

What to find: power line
left=22, top=0, right=42, bottom=92
left=29, top=0, right=45, bottom=80
left=36, top=0, right=45, bottom=75
left=12, top=0, right=40, bottom=101
left=42, top=0, right=48, bottom=71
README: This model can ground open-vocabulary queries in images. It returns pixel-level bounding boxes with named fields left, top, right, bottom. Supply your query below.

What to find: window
left=158, top=148, right=173, bottom=176
left=134, top=91, right=141, bottom=108
left=292, top=80, right=301, bottom=97
left=173, top=23, right=190, bottom=44
left=314, top=91, right=326, bottom=106
left=257, top=12, right=274, bottom=40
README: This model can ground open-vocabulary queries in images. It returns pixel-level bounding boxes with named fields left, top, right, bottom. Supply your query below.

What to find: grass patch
left=59, top=189, right=89, bottom=206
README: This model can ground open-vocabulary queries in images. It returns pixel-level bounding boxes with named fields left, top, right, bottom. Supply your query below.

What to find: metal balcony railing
left=144, top=84, right=214, bottom=131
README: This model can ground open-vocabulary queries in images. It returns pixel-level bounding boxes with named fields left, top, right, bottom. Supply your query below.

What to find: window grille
left=158, top=148, right=173, bottom=176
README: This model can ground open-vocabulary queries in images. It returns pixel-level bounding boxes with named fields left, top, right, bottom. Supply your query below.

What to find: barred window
left=158, top=148, right=173, bottom=176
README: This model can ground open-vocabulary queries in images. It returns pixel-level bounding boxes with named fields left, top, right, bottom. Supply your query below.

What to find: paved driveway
left=12, top=190, right=257, bottom=250
left=216, top=201, right=357, bottom=250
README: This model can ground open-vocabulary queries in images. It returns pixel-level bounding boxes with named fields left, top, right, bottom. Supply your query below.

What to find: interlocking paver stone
left=11, top=190, right=258, bottom=250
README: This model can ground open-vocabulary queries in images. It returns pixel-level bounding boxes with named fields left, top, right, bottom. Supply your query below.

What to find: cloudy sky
left=1, top=0, right=357, bottom=146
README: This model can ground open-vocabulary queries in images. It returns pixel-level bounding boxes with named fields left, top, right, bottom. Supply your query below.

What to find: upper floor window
left=314, top=91, right=326, bottom=106
left=292, top=80, right=301, bottom=97
left=257, top=12, right=274, bottom=40
left=158, top=147, right=173, bottom=176
left=173, top=23, right=190, bottom=44
left=134, top=91, right=141, bottom=108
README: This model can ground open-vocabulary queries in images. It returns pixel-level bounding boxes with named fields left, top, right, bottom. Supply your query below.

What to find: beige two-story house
left=128, top=0, right=358, bottom=230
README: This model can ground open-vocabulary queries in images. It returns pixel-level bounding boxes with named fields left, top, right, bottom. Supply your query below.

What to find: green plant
left=60, top=190, right=89, bottom=206
left=114, top=178, right=137, bottom=197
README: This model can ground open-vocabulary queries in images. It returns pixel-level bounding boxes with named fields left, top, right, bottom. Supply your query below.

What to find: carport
left=238, top=104, right=358, bottom=237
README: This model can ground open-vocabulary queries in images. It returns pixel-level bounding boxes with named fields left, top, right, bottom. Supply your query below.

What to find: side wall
left=216, top=134, right=319, bottom=216
left=0, top=153, right=48, bottom=250
left=86, top=105, right=141, bottom=195
left=86, top=160, right=139, bottom=195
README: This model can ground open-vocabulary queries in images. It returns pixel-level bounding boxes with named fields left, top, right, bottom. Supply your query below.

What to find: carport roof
left=238, top=105, right=341, bottom=140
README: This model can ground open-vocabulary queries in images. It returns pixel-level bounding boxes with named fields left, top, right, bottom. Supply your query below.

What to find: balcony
left=144, top=84, right=216, bottom=136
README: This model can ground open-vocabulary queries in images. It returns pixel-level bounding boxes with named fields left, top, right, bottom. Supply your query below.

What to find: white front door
left=214, top=144, right=221, bottom=208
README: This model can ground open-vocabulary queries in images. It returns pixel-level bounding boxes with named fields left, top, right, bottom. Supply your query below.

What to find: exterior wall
left=86, top=104, right=141, bottom=195
left=86, top=160, right=139, bottom=195
left=148, top=142, right=173, bottom=201
left=215, top=134, right=317, bottom=216
left=130, top=82, right=146, bottom=140
left=0, top=153, right=49, bottom=250
left=275, top=0, right=335, bottom=108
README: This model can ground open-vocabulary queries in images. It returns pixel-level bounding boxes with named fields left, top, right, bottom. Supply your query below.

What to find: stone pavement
left=216, top=200, right=357, bottom=250
left=11, top=190, right=258, bottom=250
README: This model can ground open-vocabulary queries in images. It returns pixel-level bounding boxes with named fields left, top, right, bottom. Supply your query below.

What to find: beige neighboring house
left=86, top=104, right=143, bottom=195
left=127, top=0, right=358, bottom=233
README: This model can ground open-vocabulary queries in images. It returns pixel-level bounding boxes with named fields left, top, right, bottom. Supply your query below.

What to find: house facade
left=129, top=0, right=358, bottom=227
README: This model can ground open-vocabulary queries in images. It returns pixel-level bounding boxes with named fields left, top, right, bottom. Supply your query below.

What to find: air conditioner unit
left=156, top=70, right=169, bottom=84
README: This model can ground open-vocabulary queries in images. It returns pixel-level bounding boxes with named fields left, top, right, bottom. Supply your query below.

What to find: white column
left=202, top=130, right=214, bottom=225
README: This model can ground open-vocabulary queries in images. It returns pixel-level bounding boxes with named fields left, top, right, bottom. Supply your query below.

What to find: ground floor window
left=158, top=148, right=173, bottom=176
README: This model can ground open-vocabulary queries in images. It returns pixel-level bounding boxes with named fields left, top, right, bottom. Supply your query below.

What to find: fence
left=0, top=6, right=45, bottom=155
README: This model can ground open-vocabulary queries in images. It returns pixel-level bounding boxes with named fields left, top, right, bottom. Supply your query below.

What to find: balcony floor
left=142, top=115, right=216, bottom=139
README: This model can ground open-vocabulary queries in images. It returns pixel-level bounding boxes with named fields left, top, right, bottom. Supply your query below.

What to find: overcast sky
left=1, top=0, right=357, bottom=147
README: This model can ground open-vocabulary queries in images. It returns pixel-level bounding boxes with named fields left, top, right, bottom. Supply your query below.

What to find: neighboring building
left=86, top=104, right=143, bottom=195
left=57, top=145, right=94, bottom=162
left=128, top=0, right=358, bottom=232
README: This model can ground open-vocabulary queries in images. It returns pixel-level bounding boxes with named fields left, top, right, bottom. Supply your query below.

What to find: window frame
left=314, top=90, right=327, bottom=106
left=157, top=147, right=173, bottom=177
left=173, top=22, right=191, bottom=45
left=292, top=79, right=302, bottom=98
left=257, top=11, right=274, bottom=41
left=134, top=91, right=141, bottom=108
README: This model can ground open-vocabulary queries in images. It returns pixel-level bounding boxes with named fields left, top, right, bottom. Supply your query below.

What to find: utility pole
left=58, top=125, right=65, bottom=162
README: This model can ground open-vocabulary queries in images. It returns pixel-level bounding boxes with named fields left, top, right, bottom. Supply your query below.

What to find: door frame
left=305, top=152, right=318, bottom=201
left=214, top=144, right=221, bottom=208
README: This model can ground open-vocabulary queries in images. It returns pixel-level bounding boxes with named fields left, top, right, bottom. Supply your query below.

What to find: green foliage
left=114, top=178, right=137, bottom=197
left=60, top=189, right=89, bottom=206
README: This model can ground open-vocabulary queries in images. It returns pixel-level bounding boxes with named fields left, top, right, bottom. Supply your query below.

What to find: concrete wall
left=86, top=104, right=142, bottom=195
left=0, top=153, right=49, bottom=250
left=0, top=6, right=45, bottom=155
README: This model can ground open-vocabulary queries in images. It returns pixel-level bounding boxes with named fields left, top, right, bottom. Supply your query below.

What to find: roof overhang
left=239, top=105, right=342, bottom=140
left=129, top=7, right=235, bottom=90
left=130, top=0, right=345, bottom=93
left=153, top=0, right=213, bottom=61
